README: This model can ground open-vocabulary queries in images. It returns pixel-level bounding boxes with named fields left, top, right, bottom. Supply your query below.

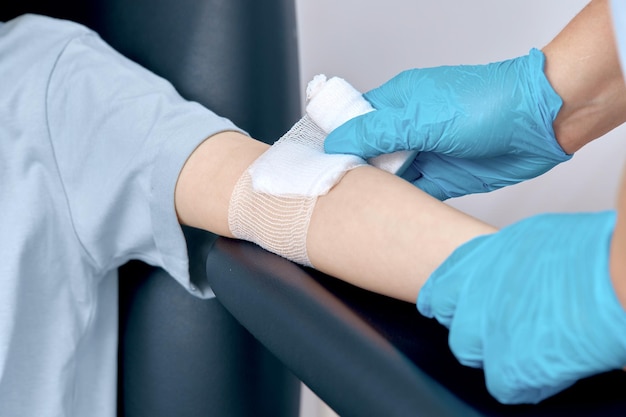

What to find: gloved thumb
left=412, top=176, right=450, bottom=201
left=324, top=107, right=412, bottom=158
left=400, top=158, right=449, bottom=200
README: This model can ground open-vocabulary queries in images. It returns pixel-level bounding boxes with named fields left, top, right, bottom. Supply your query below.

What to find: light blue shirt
left=0, top=14, right=241, bottom=416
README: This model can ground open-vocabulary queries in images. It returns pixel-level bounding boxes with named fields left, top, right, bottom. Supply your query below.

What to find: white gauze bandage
left=228, top=74, right=414, bottom=266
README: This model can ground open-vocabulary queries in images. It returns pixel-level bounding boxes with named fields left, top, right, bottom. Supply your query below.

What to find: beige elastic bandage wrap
left=228, top=116, right=331, bottom=266
left=228, top=74, right=413, bottom=266
left=228, top=171, right=317, bottom=265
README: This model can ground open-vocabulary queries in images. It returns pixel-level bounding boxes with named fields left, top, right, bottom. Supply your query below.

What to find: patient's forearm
left=307, top=165, right=494, bottom=302
left=175, top=131, right=268, bottom=237
left=175, top=131, right=496, bottom=303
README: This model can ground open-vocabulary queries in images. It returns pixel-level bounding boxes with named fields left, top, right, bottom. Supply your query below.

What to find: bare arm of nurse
left=544, top=0, right=626, bottom=153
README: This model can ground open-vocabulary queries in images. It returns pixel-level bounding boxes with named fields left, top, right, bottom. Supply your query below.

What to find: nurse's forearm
left=543, top=0, right=626, bottom=153
left=175, top=131, right=495, bottom=303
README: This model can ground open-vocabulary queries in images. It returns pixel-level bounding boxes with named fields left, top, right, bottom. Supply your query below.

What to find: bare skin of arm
left=544, top=0, right=626, bottom=154
left=175, top=131, right=495, bottom=303
left=542, top=0, right=626, bottom=309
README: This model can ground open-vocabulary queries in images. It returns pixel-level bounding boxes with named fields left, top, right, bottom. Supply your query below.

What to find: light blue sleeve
left=46, top=29, right=244, bottom=298
left=611, top=0, right=626, bottom=78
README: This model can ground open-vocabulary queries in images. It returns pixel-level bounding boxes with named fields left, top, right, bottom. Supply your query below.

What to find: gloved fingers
left=410, top=153, right=495, bottom=199
left=415, top=276, right=436, bottom=318
left=484, top=354, right=577, bottom=404
left=416, top=235, right=491, bottom=326
left=399, top=156, right=451, bottom=201
left=447, top=306, right=484, bottom=368
left=485, top=373, right=575, bottom=405
left=412, top=177, right=449, bottom=201
left=362, top=70, right=417, bottom=109
left=319, top=70, right=421, bottom=158
left=415, top=266, right=461, bottom=327
left=324, top=107, right=413, bottom=158
left=414, top=151, right=564, bottom=199
left=478, top=272, right=581, bottom=405
left=439, top=237, right=493, bottom=369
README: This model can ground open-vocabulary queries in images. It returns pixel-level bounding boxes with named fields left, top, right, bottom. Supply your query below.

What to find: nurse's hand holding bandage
left=324, top=49, right=571, bottom=200
left=417, top=211, right=626, bottom=404
left=323, top=0, right=626, bottom=406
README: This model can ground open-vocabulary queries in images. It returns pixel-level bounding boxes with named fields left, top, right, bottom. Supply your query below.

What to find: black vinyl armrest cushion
left=205, top=236, right=626, bottom=417
left=205, top=237, right=476, bottom=417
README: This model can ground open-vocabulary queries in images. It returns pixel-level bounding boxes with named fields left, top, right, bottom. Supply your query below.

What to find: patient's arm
left=175, top=131, right=495, bottom=303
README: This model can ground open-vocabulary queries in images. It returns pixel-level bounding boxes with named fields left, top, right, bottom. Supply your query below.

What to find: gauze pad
left=306, top=74, right=417, bottom=175
left=228, top=74, right=413, bottom=266
left=248, top=115, right=364, bottom=197
left=228, top=113, right=363, bottom=266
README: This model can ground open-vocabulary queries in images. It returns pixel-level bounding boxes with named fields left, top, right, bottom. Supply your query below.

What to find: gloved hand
left=417, top=211, right=626, bottom=404
left=324, top=49, right=572, bottom=200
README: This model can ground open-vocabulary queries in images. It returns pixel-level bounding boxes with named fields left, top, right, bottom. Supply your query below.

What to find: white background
left=294, top=1, right=626, bottom=416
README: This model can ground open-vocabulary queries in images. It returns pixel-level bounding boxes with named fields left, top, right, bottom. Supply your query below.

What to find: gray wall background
left=295, top=0, right=626, bottom=228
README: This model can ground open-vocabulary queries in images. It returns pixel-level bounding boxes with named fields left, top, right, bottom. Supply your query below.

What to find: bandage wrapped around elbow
left=228, top=75, right=411, bottom=266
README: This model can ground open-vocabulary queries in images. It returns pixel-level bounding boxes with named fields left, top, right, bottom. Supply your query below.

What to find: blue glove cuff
left=526, top=48, right=570, bottom=158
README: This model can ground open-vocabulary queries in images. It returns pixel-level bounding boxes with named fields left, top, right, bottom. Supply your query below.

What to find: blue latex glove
left=324, top=49, right=572, bottom=200
left=417, top=211, right=626, bottom=404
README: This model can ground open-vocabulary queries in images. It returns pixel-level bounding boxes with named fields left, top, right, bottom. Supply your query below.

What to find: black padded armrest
left=205, top=237, right=626, bottom=417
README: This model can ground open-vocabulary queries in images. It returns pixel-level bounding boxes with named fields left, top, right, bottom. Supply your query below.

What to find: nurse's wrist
left=541, top=0, right=626, bottom=154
